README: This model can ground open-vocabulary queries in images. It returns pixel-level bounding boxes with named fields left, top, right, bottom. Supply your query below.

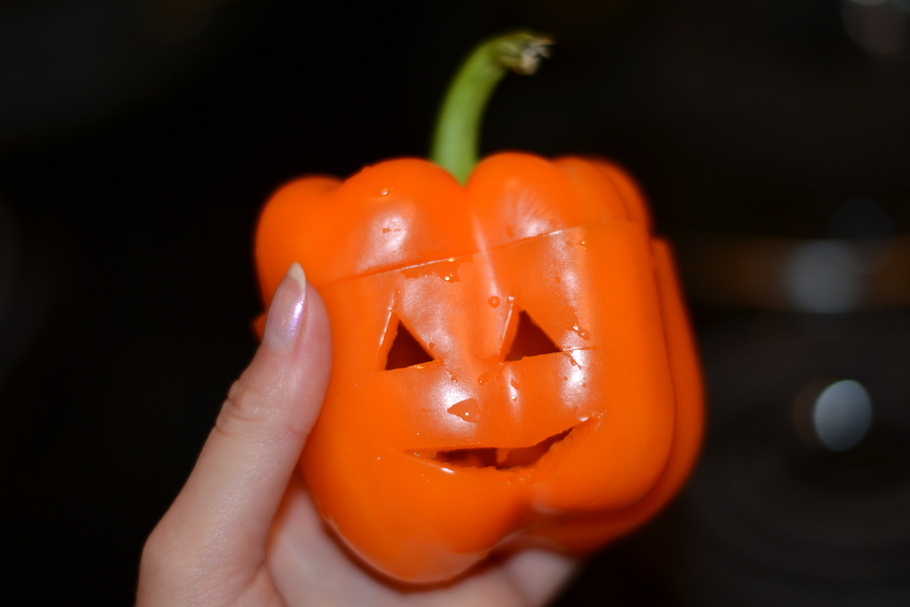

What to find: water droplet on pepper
left=447, top=398, right=481, bottom=422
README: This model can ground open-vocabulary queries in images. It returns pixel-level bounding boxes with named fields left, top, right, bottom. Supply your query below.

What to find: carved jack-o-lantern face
left=254, top=152, right=704, bottom=583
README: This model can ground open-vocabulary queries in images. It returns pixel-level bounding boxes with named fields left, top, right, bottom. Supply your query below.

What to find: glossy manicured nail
left=262, top=263, right=307, bottom=351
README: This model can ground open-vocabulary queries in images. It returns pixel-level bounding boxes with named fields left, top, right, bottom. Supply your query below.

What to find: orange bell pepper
left=254, top=32, right=704, bottom=583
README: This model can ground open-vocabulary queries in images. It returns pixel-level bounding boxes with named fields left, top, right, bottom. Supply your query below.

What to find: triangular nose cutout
left=505, top=310, right=561, bottom=361
left=384, top=318, right=434, bottom=370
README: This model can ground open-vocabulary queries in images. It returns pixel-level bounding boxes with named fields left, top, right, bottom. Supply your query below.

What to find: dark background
left=2, top=1, right=909, bottom=605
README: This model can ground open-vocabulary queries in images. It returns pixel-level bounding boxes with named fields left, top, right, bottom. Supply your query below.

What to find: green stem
left=430, top=31, right=552, bottom=184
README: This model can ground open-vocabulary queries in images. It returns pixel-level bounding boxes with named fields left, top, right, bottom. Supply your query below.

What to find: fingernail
left=262, top=263, right=307, bottom=351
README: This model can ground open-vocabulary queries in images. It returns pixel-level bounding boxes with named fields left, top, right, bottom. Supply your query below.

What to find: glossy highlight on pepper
left=253, top=32, right=704, bottom=583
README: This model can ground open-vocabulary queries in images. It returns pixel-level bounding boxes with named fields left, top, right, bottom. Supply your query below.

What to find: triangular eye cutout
left=383, top=317, right=434, bottom=370
left=504, top=310, right=561, bottom=362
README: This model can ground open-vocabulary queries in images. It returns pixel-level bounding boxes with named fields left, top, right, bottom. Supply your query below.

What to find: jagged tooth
left=495, top=448, right=509, bottom=466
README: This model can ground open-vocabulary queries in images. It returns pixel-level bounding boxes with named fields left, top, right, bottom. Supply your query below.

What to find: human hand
left=137, top=263, right=576, bottom=606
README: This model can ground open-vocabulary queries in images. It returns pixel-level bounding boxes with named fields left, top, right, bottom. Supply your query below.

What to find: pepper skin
left=254, top=151, right=704, bottom=582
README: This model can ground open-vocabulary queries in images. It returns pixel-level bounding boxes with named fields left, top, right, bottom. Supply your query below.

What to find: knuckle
left=140, top=523, right=181, bottom=581
left=216, top=382, right=259, bottom=438
left=215, top=375, right=278, bottom=439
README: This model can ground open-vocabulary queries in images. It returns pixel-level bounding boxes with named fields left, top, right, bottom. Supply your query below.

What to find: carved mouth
left=410, top=426, right=575, bottom=471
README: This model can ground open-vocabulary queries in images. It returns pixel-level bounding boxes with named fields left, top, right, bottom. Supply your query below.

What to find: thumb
left=152, top=263, right=331, bottom=565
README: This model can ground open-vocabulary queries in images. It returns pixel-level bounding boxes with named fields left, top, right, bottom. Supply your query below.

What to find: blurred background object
left=842, top=0, right=910, bottom=56
left=1, top=1, right=908, bottom=605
